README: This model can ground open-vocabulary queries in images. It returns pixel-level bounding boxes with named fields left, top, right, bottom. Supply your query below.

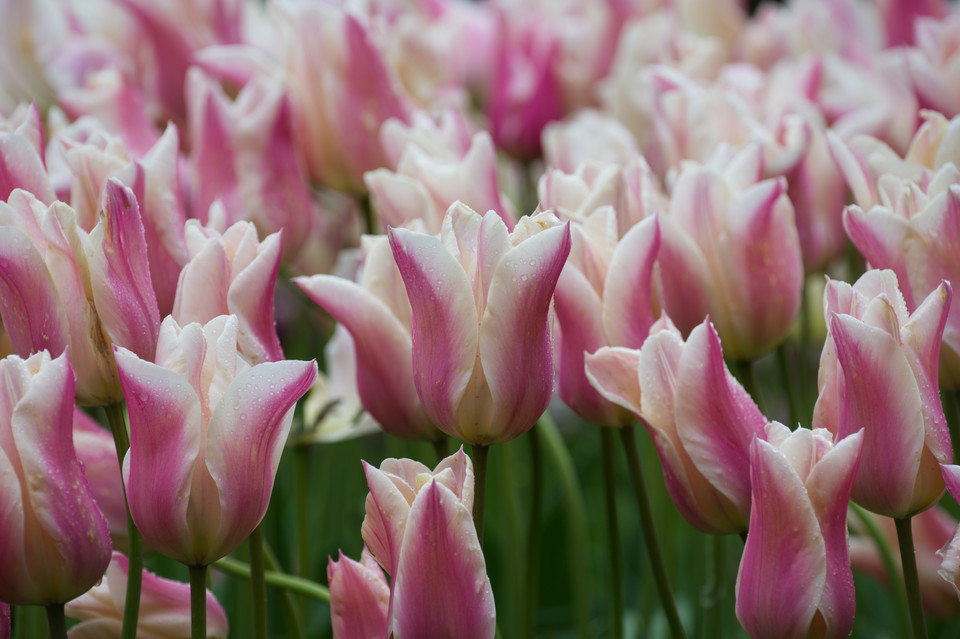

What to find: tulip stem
left=214, top=556, right=331, bottom=603
left=895, top=516, right=929, bottom=639
left=775, top=342, right=800, bottom=428
left=44, top=604, right=66, bottom=639
left=600, top=428, right=624, bottom=639
left=850, top=504, right=911, bottom=639
left=523, top=427, right=544, bottom=638
left=620, top=425, right=689, bottom=639
left=701, top=534, right=726, bottom=639
left=294, top=443, right=310, bottom=578
left=104, top=402, right=142, bottom=639
left=249, top=525, right=269, bottom=639
left=189, top=564, right=207, bottom=639
left=538, top=414, right=592, bottom=639
left=472, top=444, right=490, bottom=546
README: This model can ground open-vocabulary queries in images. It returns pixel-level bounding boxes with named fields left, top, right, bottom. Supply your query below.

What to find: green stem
left=619, top=425, right=689, bottom=639
left=214, top=557, right=331, bottom=603
left=895, top=516, right=928, bottom=639
left=13, top=605, right=46, bottom=639
left=600, top=428, right=624, bottom=639
left=189, top=564, right=207, bottom=639
left=249, top=525, right=268, bottom=639
left=432, top=436, right=451, bottom=462
left=44, top=604, right=66, bottom=639
left=537, top=414, right=591, bottom=639
left=850, top=504, right=911, bottom=639
left=262, top=537, right=306, bottom=639
left=472, top=444, right=490, bottom=546
left=294, top=444, right=309, bottom=578
left=775, top=341, right=799, bottom=428
left=104, top=402, right=142, bottom=639
left=700, top=534, right=726, bottom=639
left=524, top=428, right=544, bottom=638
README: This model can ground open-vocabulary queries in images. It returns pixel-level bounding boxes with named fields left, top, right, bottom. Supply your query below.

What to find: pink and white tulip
left=0, top=351, right=112, bottom=605
left=586, top=319, right=768, bottom=533
left=0, top=102, right=55, bottom=205
left=114, top=315, right=316, bottom=566
left=66, top=551, right=229, bottom=639
left=389, top=202, right=571, bottom=444
left=173, top=220, right=283, bottom=365
left=359, top=448, right=495, bottom=639
left=327, top=548, right=389, bottom=639
left=813, top=270, right=952, bottom=518
left=72, top=408, right=128, bottom=552
left=295, top=233, right=442, bottom=442
left=736, top=423, right=863, bottom=639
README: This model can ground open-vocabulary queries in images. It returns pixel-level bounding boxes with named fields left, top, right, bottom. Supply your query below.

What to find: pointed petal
left=736, top=438, right=825, bottom=639
left=830, top=313, right=926, bottom=517
left=391, top=480, right=495, bottom=639
left=584, top=347, right=642, bottom=416
left=204, top=359, right=316, bottom=563
left=295, top=275, right=437, bottom=440
left=361, top=461, right=415, bottom=578
left=87, top=179, right=161, bottom=361
left=478, top=222, right=571, bottom=443
left=172, top=238, right=231, bottom=326
left=327, top=550, right=390, bottom=639
left=115, top=347, right=202, bottom=564
left=675, top=321, right=767, bottom=514
left=389, top=227, right=479, bottom=434
left=602, top=215, right=660, bottom=349
left=228, top=231, right=284, bottom=363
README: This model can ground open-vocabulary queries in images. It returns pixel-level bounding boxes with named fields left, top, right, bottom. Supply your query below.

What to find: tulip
left=655, top=144, right=804, bottom=360
left=173, top=220, right=283, bottom=365
left=388, top=202, right=570, bottom=445
left=586, top=318, right=768, bottom=533
left=359, top=448, right=495, bottom=639
left=736, top=423, right=863, bottom=639
left=65, top=552, right=229, bottom=639
left=813, top=269, right=952, bottom=518
left=0, top=180, right=160, bottom=405
left=327, top=549, right=389, bottom=639
left=295, top=233, right=442, bottom=442
left=0, top=351, right=112, bottom=605
left=0, top=101, right=55, bottom=204
left=114, top=315, right=316, bottom=566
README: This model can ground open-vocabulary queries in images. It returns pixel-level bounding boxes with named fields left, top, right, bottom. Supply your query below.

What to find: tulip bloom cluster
left=3, top=0, right=960, bottom=638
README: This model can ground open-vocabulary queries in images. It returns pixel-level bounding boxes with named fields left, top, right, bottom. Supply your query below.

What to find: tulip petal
left=389, top=227, right=479, bottom=434
left=602, top=215, right=660, bottom=349
left=327, top=550, right=390, bottom=639
left=227, top=231, right=284, bottom=363
left=116, top=348, right=202, bottom=564
left=675, top=321, right=767, bottom=515
left=87, top=179, right=161, bottom=362
left=173, top=238, right=231, bottom=326
left=391, top=480, right=495, bottom=639
left=361, top=461, right=415, bottom=578
left=736, top=438, right=825, bottom=639
left=204, top=359, right=316, bottom=563
left=584, top=346, right=642, bottom=417
left=478, top=222, right=570, bottom=443
left=655, top=213, right=713, bottom=337
left=295, top=275, right=437, bottom=440
left=843, top=205, right=914, bottom=305
left=830, top=313, right=927, bottom=516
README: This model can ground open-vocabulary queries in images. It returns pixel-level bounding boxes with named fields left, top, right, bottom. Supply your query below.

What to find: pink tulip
left=114, top=315, right=316, bottom=566
left=656, top=145, right=804, bottom=360
left=586, top=319, right=768, bottom=533
left=553, top=210, right=661, bottom=426
left=66, top=551, right=229, bottom=639
left=541, top=110, right=643, bottom=174
left=72, top=408, right=128, bottom=552
left=327, top=549, right=389, bottom=639
left=813, top=270, right=952, bottom=518
left=389, top=202, right=570, bottom=444
left=0, top=351, right=112, bottom=605
left=295, top=234, right=442, bottom=442
left=173, top=220, right=283, bottom=365
left=0, top=102, right=55, bottom=204
left=365, top=110, right=515, bottom=234
left=736, top=423, right=863, bottom=639
left=0, top=181, right=158, bottom=405
left=359, top=448, right=495, bottom=639
left=279, top=3, right=412, bottom=191
left=185, top=66, right=315, bottom=260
